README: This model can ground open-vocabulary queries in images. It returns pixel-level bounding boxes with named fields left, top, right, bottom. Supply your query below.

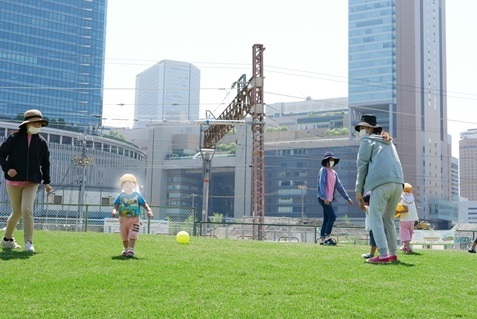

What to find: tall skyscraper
left=450, top=157, right=459, bottom=201
left=0, top=0, right=107, bottom=129
left=348, top=0, right=451, bottom=221
left=459, top=129, right=477, bottom=201
left=134, top=60, right=200, bottom=128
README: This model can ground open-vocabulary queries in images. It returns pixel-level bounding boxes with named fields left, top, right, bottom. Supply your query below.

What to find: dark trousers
left=318, top=198, right=336, bottom=238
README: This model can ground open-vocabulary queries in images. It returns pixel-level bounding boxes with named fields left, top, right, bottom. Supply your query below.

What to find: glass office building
left=348, top=0, right=396, bottom=131
left=0, top=0, right=107, bottom=129
left=348, top=0, right=451, bottom=222
left=349, top=1, right=396, bottom=105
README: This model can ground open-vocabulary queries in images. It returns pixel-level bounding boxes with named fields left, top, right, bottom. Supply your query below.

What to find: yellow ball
left=176, top=231, right=190, bottom=244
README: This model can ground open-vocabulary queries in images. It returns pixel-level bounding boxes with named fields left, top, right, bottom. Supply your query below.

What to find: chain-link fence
left=0, top=203, right=402, bottom=247
left=0, top=201, right=369, bottom=245
left=0, top=202, right=196, bottom=235
left=195, top=220, right=370, bottom=244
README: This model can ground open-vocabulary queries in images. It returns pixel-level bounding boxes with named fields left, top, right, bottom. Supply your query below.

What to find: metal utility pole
left=298, top=185, right=307, bottom=219
left=250, top=44, right=265, bottom=239
left=199, top=147, right=214, bottom=235
left=197, top=120, right=244, bottom=235
left=73, top=134, right=93, bottom=230
left=201, top=44, right=265, bottom=239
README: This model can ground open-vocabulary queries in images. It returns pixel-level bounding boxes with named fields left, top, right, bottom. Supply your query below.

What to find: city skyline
left=102, top=0, right=476, bottom=159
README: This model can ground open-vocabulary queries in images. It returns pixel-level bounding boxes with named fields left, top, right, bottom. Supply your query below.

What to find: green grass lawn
left=1, top=230, right=476, bottom=319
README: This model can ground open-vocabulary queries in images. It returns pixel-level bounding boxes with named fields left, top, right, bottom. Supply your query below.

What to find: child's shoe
left=1, top=237, right=21, bottom=249
left=361, top=253, right=374, bottom=258
left=122, top=249, right=128, bottom=256
left=126, top=249, right=135, bottom=258
left=25, top=242, right=35, bottom=252
left=468, top=248, right=476, bottom=253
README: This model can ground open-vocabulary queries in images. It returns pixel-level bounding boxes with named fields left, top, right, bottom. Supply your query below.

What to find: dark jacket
left=0, top=130, right=51, bottom=184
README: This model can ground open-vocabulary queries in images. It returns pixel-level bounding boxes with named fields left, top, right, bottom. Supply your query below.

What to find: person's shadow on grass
left=0, top=250, right=34, bottom=260
left=391, top=260, right=415, bottom=267
left=111, top=255, right=143, bottom=261
left=364, top=260, right=415, bottom=267
left=409, top=251, right=422, bottom=256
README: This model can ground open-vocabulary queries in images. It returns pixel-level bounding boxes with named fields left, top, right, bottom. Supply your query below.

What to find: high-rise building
left=348, top=0, right=451, bottom=222
left=134, top=60, right=200, bottom=128
left=459, top=129, right=477, bottom=201
left=450, top=157, right=459, bottom=201
left=0, top=0, right=107, bottom=129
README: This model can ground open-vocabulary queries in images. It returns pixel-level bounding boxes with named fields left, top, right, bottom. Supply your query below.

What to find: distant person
left=355, top=114, right=404, bottom=263
left=468, top=239, right=477, bottom=253
left=317, top=151, right=353, bottom=245
left=0, top=109, right=52, bottom=252
left=397, top=183, right=419, bottom=254
left=112, top=174, right=154, bottom=257
left=361, top=191, right=378, bottom=259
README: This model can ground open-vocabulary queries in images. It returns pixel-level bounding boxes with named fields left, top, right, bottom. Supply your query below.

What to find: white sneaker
left=25, top=242, right=35, bottom=252
left=1, top=237, right=21, bottom=249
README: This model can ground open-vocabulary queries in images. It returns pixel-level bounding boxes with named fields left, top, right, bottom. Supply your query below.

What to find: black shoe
left=468, top=249, right=476, bottom=253
left=324, top=238, right=337, bottom=246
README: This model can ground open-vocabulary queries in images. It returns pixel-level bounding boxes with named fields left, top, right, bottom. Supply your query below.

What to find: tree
left=216, top=143, right=236, bottom=154
left=325, top=128, right=349, bottom=136
left=265, top=126, right=289, bottom=132
left=108, top=131, right=126, bottom=140
left=210, top=213, right=223, bottom=223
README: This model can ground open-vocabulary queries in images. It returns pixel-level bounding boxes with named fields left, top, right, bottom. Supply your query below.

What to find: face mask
left=358, top=128, right=367, bottom=139
left=329, top=160, right=335, bottom=167
left=27, top=126, right=41, bottom=134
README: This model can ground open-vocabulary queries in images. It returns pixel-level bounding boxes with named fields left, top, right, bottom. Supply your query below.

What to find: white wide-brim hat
left=19, top=109, right=49, bottom=127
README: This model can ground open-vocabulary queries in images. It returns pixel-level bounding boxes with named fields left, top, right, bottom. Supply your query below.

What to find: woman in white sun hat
left=397, top=183, right=419, bottom=254
left=0, top=109, right=52, bottom=253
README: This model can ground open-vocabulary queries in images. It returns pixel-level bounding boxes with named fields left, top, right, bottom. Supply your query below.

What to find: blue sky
left=102, top=0, right=476, bottom=158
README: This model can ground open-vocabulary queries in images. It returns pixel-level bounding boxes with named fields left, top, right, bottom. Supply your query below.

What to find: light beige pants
left=4, top=183, right=39, bottom=243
